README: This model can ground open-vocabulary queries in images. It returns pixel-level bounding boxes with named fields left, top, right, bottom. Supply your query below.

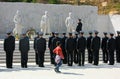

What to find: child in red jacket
left=53, top=41, right=64, bottom=73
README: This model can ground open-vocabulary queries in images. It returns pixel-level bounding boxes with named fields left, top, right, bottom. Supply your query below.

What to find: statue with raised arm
left=13, top=10, right=22, bottom=36
left=65, top=12, right=74, bottom=33
left=40, top=11, right=50, bottom=35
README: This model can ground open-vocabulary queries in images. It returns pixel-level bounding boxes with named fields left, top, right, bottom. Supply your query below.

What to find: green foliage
left=6, top=0, right=22, bottom=2
left=48, top=0, right=59, bottom=4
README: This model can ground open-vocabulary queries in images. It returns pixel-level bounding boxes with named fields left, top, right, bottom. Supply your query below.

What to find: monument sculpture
left=65, top=12, right=75, bottom=33
left=13, top=10, right=22, bottom=36
left=40, top=11, right=50, bottom=35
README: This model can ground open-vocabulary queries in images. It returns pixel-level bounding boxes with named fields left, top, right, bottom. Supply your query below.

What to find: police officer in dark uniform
left=19, top=31, right=30, bottom=68
left=101, top=32, right=109, bottom=63
left=4, top=30, right=15, bottom=68
left=73, top=32, right=78, bottom=64
left=115, top=31, right=120, bottom=63
left=77, top=31, right=86, bottom=66
left=107, top=33, right=115, bottom=65
left=48, top=32, right=55, bottom=64
left=61, top=33, right=67, bottom=64
left=76, top=19, right=82, bottom=33
left=87, top=31, right=93, bottom=63
left=91, top=30, right=100, bottom=66
left=52, top=32, right=61, bottom=50
left=36, top=32, right=46, bottom=67
left=34, top=31, right=39, bottom=65
left=65, top=33, right=75, bottom=66
left=51, top=32, right=61, bottom=65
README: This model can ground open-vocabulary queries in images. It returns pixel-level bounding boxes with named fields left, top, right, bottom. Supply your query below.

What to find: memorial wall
left=0, top=2, right=98, bottom=38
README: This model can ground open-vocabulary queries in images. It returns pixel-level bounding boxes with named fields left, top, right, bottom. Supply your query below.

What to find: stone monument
left=65, top=12, right=75, bottom=33
left=40, top=11, right=50, bottom=35
left=13, top=10, right=22, bottom=36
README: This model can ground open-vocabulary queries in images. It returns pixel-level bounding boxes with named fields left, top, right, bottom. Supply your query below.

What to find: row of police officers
left=48, top=31, right=120, bottom=66
left=3, top=30, right=120, bottom=68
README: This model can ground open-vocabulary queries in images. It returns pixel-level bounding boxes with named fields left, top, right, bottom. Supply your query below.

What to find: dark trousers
left=102, top=49, right=108, bottom=63
left=88, top=49, right=93, bottom=63
left=93, top=50, right=99, bottom=65
left=38, top=51, right=45, bottom=67
left=62, top=49, right=67, bottom=64
left=78, top=50, right=85, bottom=66
left=21, top=51, right=28, bottom=68
left=67, top=50, right=73, bottom=66
left=50, top=49, right=55, bottom=64
left=6, top=51, right=13, bottom=68
left=74, top=49, right=78, bottom=64
left=108, top=50, right=114, bottom=65
left=116, top=50, right=120, bottom=63
left=35, top=50, right=38, bottom=65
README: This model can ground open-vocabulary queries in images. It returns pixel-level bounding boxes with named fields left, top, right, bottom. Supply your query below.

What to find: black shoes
left=39, top=65, right=45, bottom=67
left=7, top=67, right=12, bottom=69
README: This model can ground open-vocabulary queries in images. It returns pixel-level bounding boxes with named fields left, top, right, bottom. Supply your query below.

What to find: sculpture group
left=13, top=10, right=78, bottom=36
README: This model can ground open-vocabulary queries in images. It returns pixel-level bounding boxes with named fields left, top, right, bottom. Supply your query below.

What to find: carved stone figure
left=65, top=12, right=74, bottom=33
left=13, top=10, right=22, bottom=36
left=40, top=11, right=50, bottom=35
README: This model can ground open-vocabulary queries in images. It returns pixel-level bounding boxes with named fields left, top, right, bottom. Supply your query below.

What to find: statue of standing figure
left=65, top=12, right=75, bottom=33
left=13, top=10, right=22, bottom=36
left=40, top=11, right=50, bottom=35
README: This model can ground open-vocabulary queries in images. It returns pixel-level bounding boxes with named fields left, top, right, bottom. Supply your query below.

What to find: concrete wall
left=0, top=2, right=97, bottom=37
left=96, top=15, right=115, bottom=37
left=0, top=2, right=119, bottom=38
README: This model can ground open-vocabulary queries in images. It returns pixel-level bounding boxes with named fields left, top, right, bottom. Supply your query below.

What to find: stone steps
left=0, top=40, right=117, bottom=63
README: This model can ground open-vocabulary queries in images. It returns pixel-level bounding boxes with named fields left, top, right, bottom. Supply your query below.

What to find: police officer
left=107, top=33, right=115, bottom=65
left=51, top=32, right=61, bottom=65
left=52, top=32, right=61, bottom=50
left=19, top=31, right=30, bottom=68
left=76, top=19, right=82, bottom=33
left=48, top=32, right=55, bottom=64
left=91, top=30, right=100, bottom=66
left=73, top=32, right=78, bottom=64
left=4, top=30, right=15, bottom=68
left=65, top=33, right=75, bottom=66
left=61, top=33, right=67, bottom=64
left=77, top=31, right=86, bottom=66
left=87, top=31, right=93, bottom=63
left=36, top=32, right=46, bottom=67
left=34, top=31, right=39, bottom=65
left=115, top=31, right=120, bottom=63
left=101, top=32, right=109, bottom=63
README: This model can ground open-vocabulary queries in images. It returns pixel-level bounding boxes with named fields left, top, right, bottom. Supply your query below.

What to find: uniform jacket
left=87, top=36, right=93, bottom=49
left=61, top=36, right=67, bottom=50
left=48, top=35, right=55, bottom=49
left=4, top=35, right=15, bottom=52
left=107, top=38, right=116, bottom=51
left=115, top=36, right=120, bottom=50
left=77, top=36, right=86, bottom=51
left=76, top=22, right=82, bottom=33
left=91, top=36, right=101, bottom=50
left=65, top=37, right=75, bottom=51
left=101, top=36, right=108, bottom=50
left=34, top=36, right=39, bottom=50
left=19, top=36, right=30, bottom=52
left=73, top=35, right=78, bottom=49
left=36, top=37, right=46, bottom=52
left=52, top=37, right=61, bottom=50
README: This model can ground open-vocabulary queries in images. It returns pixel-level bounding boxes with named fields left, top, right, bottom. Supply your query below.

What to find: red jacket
left=53, top=46, right=64, bottom=59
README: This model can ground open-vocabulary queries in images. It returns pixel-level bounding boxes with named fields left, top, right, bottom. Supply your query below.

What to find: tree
left=48, top=0, right=59, bottom=4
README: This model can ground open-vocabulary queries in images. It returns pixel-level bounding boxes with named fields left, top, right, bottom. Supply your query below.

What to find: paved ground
left=0, top=62, right=120, bottom=79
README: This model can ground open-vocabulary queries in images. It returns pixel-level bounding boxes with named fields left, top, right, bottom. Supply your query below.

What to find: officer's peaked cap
left=103, top=32, right=107, bottom=35
left=79, top=31, right=84, bottom=34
